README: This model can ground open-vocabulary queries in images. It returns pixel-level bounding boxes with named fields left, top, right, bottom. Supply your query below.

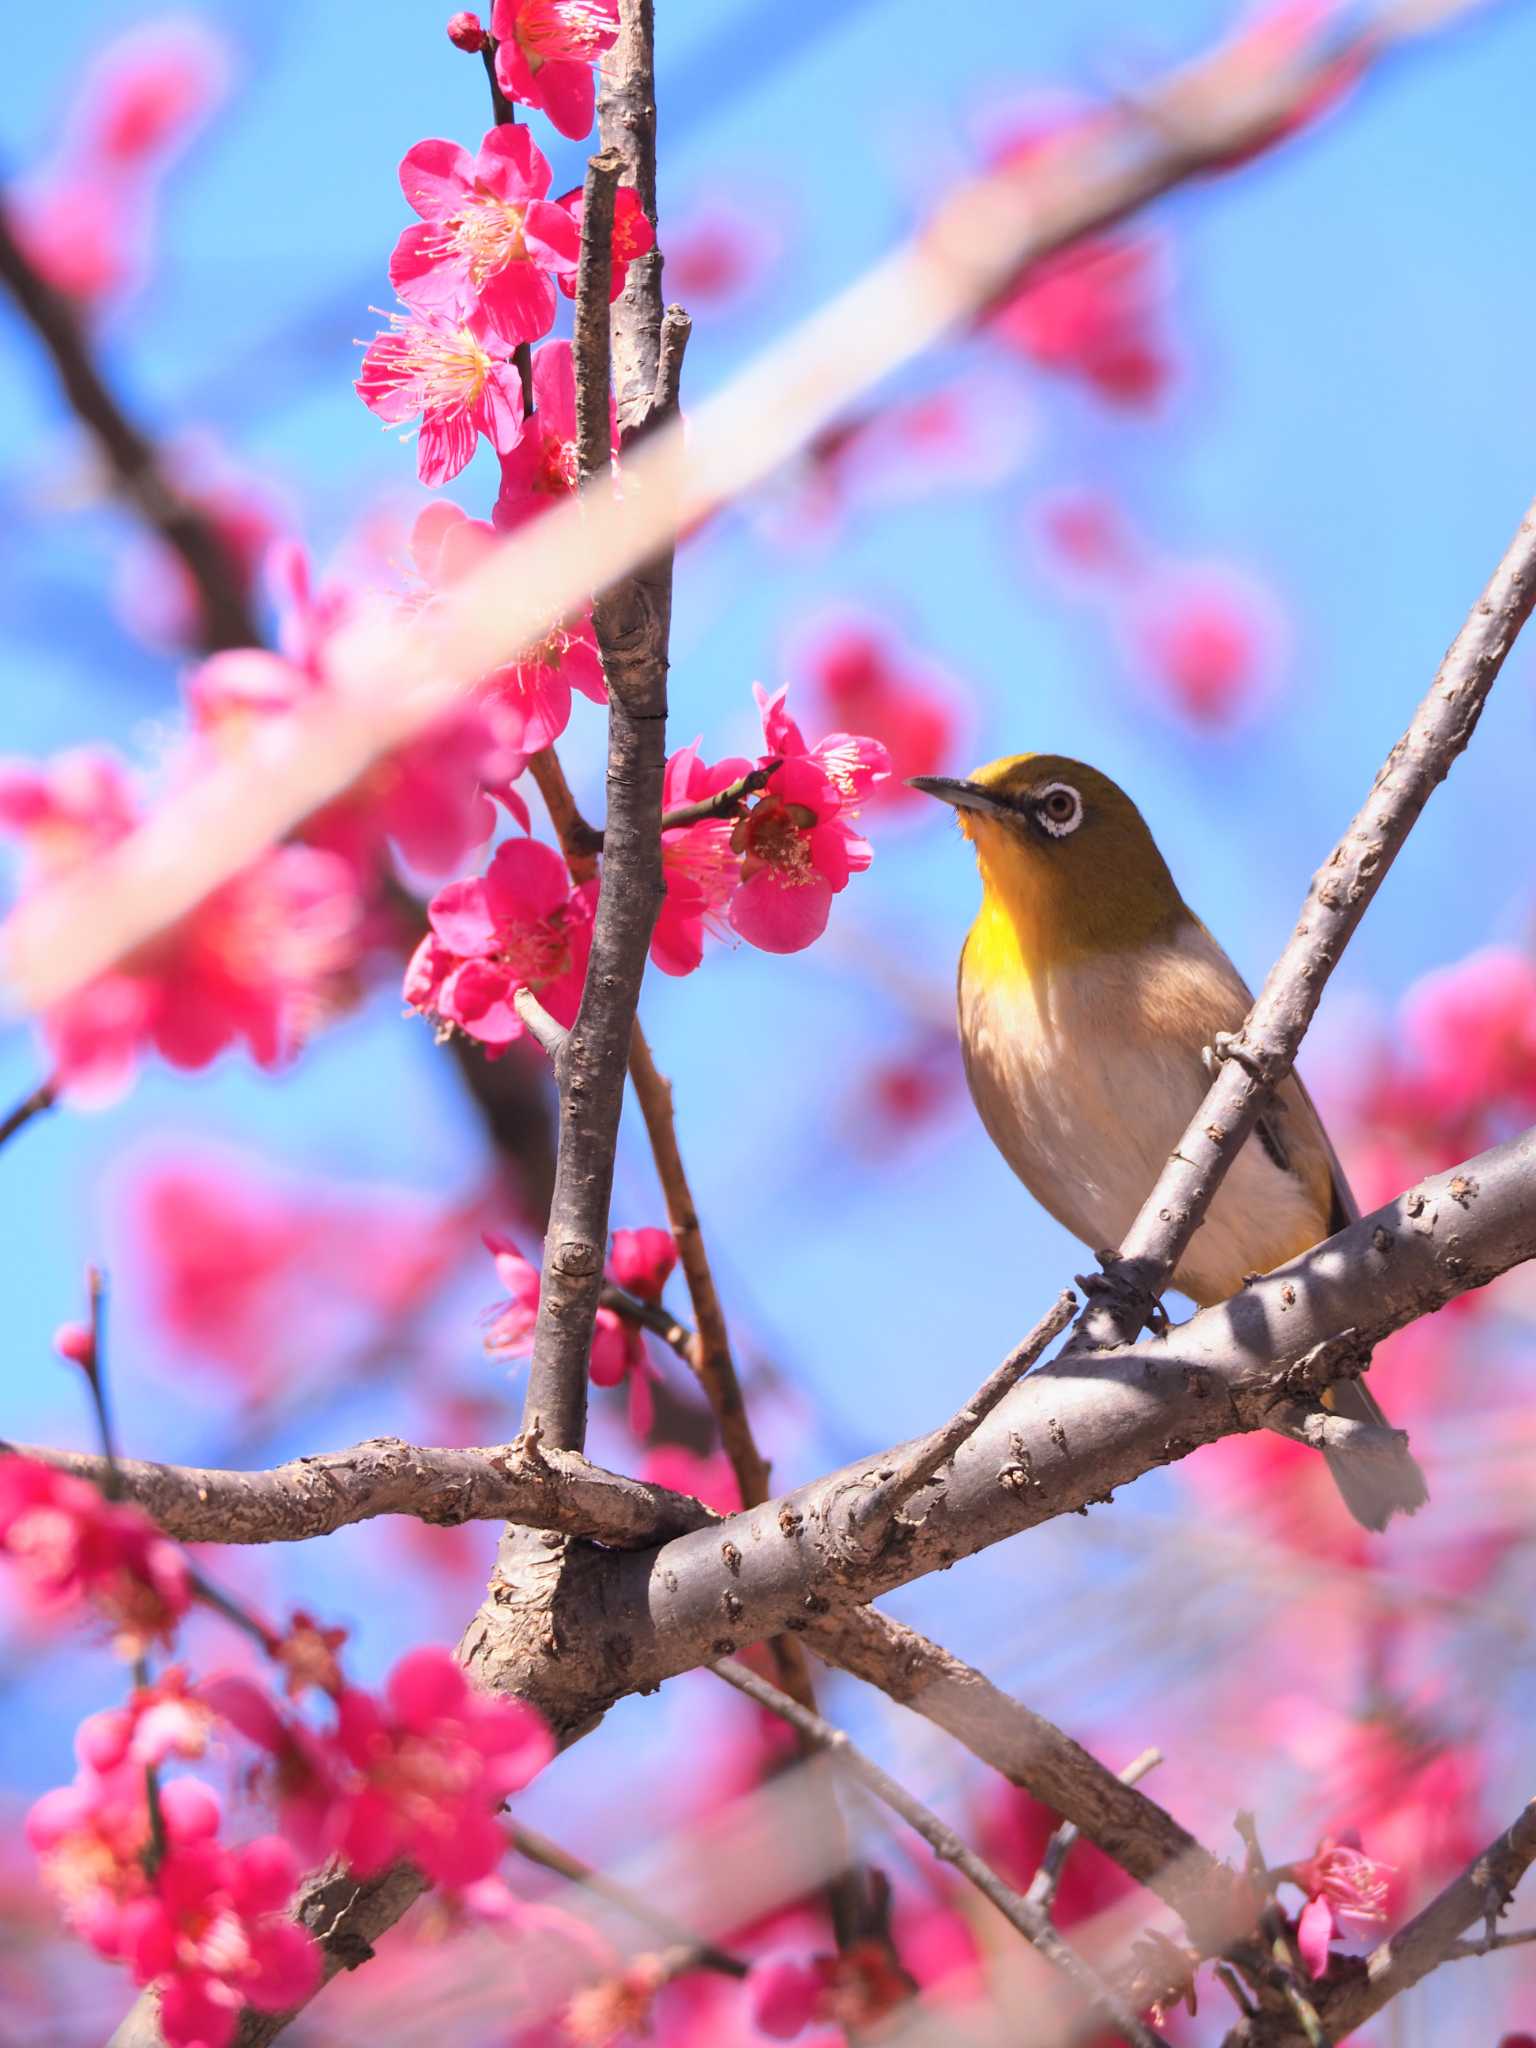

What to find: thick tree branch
left=0, top=201, right=262, bottom=653
left=714, top=1657, right=1163, bottom=2048
left=484, top=1131, right=1534, bottom=1723
left=1078, top=493, right=1536, bottom=1347
left=5, top=1433, right=715, bottom=1549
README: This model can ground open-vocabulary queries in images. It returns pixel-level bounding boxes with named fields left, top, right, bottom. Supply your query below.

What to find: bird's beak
left=906, top=775, right=1011, bottom=818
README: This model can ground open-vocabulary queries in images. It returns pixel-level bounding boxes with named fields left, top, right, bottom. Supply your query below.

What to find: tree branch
left=520, top=4, right=680, bottom=1454
left=1077, top=492, right=1536, bottom=1348
left=509, top=1822, right=748, bottom=1978
left=713, top=1658, right=1164, bottom=2048
left=573, top=149, right=623, bottom=486
left=0, top=1076, right=56, bottom=1151
left=1024, top=1747, right=1164, bottom=1916
left=0, top=201, right=262, bottom=653
left=5, top=1432, right=715, bottom=1549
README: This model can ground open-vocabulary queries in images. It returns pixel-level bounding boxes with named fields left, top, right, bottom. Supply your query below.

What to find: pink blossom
left=78, top=1671, right=211, bottom=1775
left=1033, top=488, right=1140, bottom=587
left=119, top=1832, right=321, bottom=2047
left=494, top=340, right=616, bottom=531
left=1288, top=1834, right=1392, bottom=1978
left=334, top=1645, right=553, bottom=1886
left=1399, top=947, right=1536, bottom=1124
left=9, top=19, right=227, bottom=305
left=40, top=842, right=362, bottom=1105
left=653, top=740, right=754, bottom=976
left=0, top=1456, right=191, bottom=1655
left=483, top=1232, right=543, bottom=1359
left=665, top=201, right=780, bottom=311
left=794, top=619, right=962, bottom=810
left=609, top=1226, right=677, bottom=1301
left=392, top=127, right=580, bottom=345
left=53, top=1321, right=94, bottom=1368
left=1122, top=565, right=1282, bottom=729
left=746, top=1944, right=911, bottom=2039
left=0, top=746, right=139, bottom=883
left=748, top=1954, right=826, bottom=2038
left=985, top=115, right=1172, bottom=407
left=29, top=1766, right=219, bottom=1958
left=411, top=501, right=606, bottom=756
left=1203, top=2, right=1365, bottom=173
left=200, top=1673, right=349, bottom=1864
left=490, top=0, right=621, bottom=140
left=356, top=305, right=525, bottom=485
left=640, top=1446, right=742, bottom=1516
left=554, top=183, right=656, bottom=301
left=407, top=835, right=597, bottom=1051
left=727, top=687, right=888, bottom=954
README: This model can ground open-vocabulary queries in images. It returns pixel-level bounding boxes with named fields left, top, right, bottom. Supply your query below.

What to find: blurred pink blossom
left=0, top=1457, right=190, bottom=1657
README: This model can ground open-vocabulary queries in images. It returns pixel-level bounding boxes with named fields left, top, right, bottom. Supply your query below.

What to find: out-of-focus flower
left=564, top=1954, right=669, bottom=2044
left=483, top=1231, right=543, bottom=1358
left=490, top=0, right=621, bottom=139
left=555, top=182, right=655, bottom=301
left=493, top=341, right=615, bottom=530
left=0, top=747, right=139, bottom=884
left=199, top=1673, right=348, bottom=1865
left=406, top=835, right=597, bottom=1051
left=356, top=305, right=525, bottom=485
left=273, top=1612, right=349, bottom=1701
left=9, top=17, right=229, bottom=305
left=665, top=199, right=780, bottom=311
left=639, top=1446, right=742, bottom=1516
left=1287, top=1832, right=1392, bottom=1978
left=1032, top=487, right=1140, bottom=587
left=120, top=1831, right=320, bottom=2048
left=116, top=452, right=285, bottom=653
left=78, top=1671, right=211, bottom=1775
left=1120, top=564, right=1284, bottom=730
left=746, top=1944, right=910, bottom=2040
left=792, top=617, right=964, bottom=809
left=1399, top=947, right=1536, bottom=1125
left=391, top=128, right=580, bottom=345
left=1203, top=0, right=1366, bottom=173
left=0, top=1457, right=190, bottom=1656
left=334, top=1646, right=553, bottom=1885
left=28, top=1766, right=218, bottom=1957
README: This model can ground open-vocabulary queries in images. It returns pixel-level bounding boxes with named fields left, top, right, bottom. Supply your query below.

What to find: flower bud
left=446, top=11, right=487, bottom=51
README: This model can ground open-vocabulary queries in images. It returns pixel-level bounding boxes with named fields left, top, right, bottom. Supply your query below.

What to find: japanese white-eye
left=913, top=752, right=1427, bottom=1531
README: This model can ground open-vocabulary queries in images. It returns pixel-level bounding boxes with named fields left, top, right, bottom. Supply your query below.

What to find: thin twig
left=0, top=1077, right=56, bottom=1151
left=509, top=1822, right=749, bottom=1978
left=843, top=1290, right=1077, bottom=1556
left=513, top=985, right=570, bottom=1059
left=658, top=761, right=778, bottom=833
left=0, top=205, right=260, bottom=652
left=573, top=150, right=624, bottom=487
left=598, top=1280, right=694, bottom=1362
left=1024, top=1747, right=1163, bottom=1917
left=1077, top=492, right=1536, bottom=1351
left=527, top=749, right=603, bottom=881
left=1439, top=1924, right=1536, bottom=1961
left=712, top=1658, right=1164, bottom=2048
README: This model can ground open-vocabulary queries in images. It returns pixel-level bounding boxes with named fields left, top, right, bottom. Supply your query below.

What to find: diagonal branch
left=713, top=1657, right=1164, bottom=2048
left=1077, top=492, right=1536, bottom=1348
left=0, top=200, right=262, bottom=653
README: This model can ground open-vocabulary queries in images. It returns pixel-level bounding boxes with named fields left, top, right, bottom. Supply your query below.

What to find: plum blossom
left=494, top=340, right=615, bottom=530
left=640, top=1445, right=742, bottom=1516
left=118, top=1831, right=321, bottom=2048
left=747, top=1944, right=910, bottom=2039
left=447, top=12, right=489, bottom=52
left=410, top=500, right=605, bottom=758
left=554, top=181, right=655, bottom=301
left=391, top=127, right=580, bottom=344
left=484, top=1227, right=674, bottom=1431
left=1121, top=565, right=1283, bottom=730
left=77, top=1671, right=210, bottom=1775
left=1399, top=947, right=1536, bottom=1125
left=665, top=199, right=780, bottom=311
left=0, top=1456, right=190, bottom=1656
left=333, top=1645, right=553, bottom=1885
left=729, top=686, right=889, bottom=954
left=1287, top=1834, right=1392, bottom=1978
left=652, top=740, right=754, bottom=977
left=490, top=0, right=621, bottom=140
left=0, top=746, right=139, bottom=883
left=357, top=304, right=525, bottom=485
left=28, top=1765, right=219, bottom=1958
left=200, top=1673, right=349, bottom=1865
left=984, top=113, right=1173, bottom=407
left=793, top=617, right=963, bottom=809
left=406, top=835, right=597, bottom=1051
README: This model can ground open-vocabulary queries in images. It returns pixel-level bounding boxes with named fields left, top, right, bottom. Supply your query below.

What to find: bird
left=910, top=751, right=1428, bottom=1531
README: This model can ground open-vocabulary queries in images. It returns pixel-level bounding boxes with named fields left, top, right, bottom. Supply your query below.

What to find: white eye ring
left=1033, top=782, right=1083, bottom=837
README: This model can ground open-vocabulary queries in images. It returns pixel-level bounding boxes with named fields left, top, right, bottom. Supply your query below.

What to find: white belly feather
left=958, top=926, right=1325, bottom=1306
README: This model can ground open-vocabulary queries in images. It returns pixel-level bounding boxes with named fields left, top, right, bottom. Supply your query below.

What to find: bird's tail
left=1321, top=1373, right=1429, bottom=1532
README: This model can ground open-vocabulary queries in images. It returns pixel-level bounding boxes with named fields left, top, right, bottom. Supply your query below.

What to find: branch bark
left=1077, top=493, right=1536, bottom=1347
left=6, top=1433, right=715, bottom=1549
left=0, top=201, right=262, bottom=653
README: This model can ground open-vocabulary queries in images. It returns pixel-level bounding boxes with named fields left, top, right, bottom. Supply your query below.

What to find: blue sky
left=2, top=1, right=1535, bottom=1984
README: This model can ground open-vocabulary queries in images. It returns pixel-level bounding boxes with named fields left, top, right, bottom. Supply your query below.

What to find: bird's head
left=909, top=753, right=1190, bottom=965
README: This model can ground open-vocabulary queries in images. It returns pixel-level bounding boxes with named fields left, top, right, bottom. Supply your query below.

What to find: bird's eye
left=1034, top=783, right=1083, bottom=838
